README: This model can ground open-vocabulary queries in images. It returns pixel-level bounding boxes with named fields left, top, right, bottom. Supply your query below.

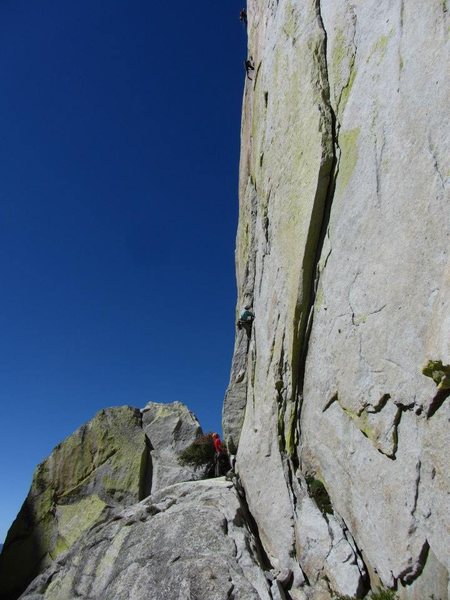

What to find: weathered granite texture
left=142, top=400, right=206, bottom=491
left=1, top=1, right=449, bottom=599
left=0, top=406, right=147, bottom=600
left=0, top=402, right=209, bottom=600
left=18, top=479, right=272, bottom=600
left=223, top=327, right=252, bottom=453
left=225, top=0, right=449, bottom=598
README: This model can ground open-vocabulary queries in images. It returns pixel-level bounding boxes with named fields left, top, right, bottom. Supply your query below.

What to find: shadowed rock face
left=224, top=0, right=449, bottom=598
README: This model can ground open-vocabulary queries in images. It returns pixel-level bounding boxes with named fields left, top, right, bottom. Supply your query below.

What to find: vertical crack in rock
left=232, top=476, right=274, bottom=574
left=398, top=540, right=430, bottom=586
left=409, top=460, right=421, bottom=528
left=139, top=436, right=153, bottom=500
left=339, top=517, right=370, bottom=597
left=138, top=410, right=153, bottom=500
left=291, top=0, right=340, bottom=451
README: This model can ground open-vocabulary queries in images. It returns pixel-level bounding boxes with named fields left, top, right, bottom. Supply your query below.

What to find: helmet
left=244, top=304, right=252, bottom=310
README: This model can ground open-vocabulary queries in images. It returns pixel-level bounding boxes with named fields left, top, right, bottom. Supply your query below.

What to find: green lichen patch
left=422, top=360, right=450, bottom=389
left=282, top=2, right=298, bottom=40
left=0, top=407, right=147, bottom=599
left=339, top=67, right=356, bottom=115
left=337, top=394, right=400, bottom=459
left=331, top=29, right=357, bottom=116
left=332, top=29, right=347, bottom=75
left=333, top=587, right=397, bottom=599
left=366, top=31, right=394, bottom=65
left=284, top=401, right=299, bottom=457
left=55, top=495, right=107, bottom=555
left=341, top=404, right=374, bottom=440
left=337, top=128, right=360, bottom=193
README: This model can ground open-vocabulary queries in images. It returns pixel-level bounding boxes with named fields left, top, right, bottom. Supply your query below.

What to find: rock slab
left=19, top=479, right=272, bottom=600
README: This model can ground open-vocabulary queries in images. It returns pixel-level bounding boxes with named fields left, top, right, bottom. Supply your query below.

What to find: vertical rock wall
left=224, top=1, right=449, bottom=598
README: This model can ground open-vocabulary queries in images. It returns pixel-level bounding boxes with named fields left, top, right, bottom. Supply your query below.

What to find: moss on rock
left=0, top=406, right=147, bottom=600
left=337, top=127, right=360, bottom=192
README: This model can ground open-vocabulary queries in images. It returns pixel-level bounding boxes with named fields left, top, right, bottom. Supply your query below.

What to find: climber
left=237, top=304, right=255, bottom=331
left=212, top=433, right=223, bottom=476
left=244, top=59, right=254, bottom=80
left=212, top=432, right=223, bottom=455
left=239, top=8, right=247, bottom=25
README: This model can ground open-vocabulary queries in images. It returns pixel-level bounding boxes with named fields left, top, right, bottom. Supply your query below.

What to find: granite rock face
left=224, top=0, right=449, bottom=598
left=142, top=400, right=207, bottom=491
left=0, top=406, right=147, bottom=600
left=18, top=479, right=272, bottom=600
left=1, top=1, right=449, bottom=599
left=0, top=402, right=210, bottom=600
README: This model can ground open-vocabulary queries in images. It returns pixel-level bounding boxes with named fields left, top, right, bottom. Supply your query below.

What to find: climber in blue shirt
left=238, top=305, right=255, bottom=332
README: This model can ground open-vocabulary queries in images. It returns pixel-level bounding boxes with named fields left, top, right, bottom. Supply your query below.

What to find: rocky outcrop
left=224, top=0, right=449, bottom=598
left=142, top=400, right=206, bottom=492
left=0, top=402, right=208, bottom=600
left=0, top=406, right=147, bottom=600
left=18, top=479, right=272, bottom=600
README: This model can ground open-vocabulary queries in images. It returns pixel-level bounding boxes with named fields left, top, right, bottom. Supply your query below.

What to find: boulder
left=141, top=401, right=207, bottom=492
left=0, top=406, right=147, bottom=600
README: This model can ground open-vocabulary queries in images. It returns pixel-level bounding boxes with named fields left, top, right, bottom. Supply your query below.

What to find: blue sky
left=0, top=0, right=247, bottom=541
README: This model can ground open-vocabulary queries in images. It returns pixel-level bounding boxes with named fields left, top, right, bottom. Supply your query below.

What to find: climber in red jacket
left=212, top=433, right=223, bottom=476
left=212, top=432, right=222, bottom=455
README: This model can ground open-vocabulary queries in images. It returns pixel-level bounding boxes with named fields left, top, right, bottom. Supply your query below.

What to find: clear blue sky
left=0, top=0, right=247, bottom=541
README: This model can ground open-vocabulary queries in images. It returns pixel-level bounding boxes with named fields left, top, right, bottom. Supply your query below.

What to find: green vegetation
left=334, top=588, right=398, bottom=600
left=178, top=434, right=217, bottom=467
left=422, top=360, right=450, bottom=389
left=371, top=590, right=398, bottom=600
left=305, top=474, right=333, bottom=516
left=178, top=434, right=229, bottom=476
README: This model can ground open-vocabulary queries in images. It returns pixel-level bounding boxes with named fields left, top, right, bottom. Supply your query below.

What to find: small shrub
left=178, top=434, right=216, bottom=467
left=305, top=474, right=333, bottom=515
left=371, top=590, right=397, bottom=600
left=178, top=434, right=229, bottom=476
left=333, top=589, right=398, bottom=600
